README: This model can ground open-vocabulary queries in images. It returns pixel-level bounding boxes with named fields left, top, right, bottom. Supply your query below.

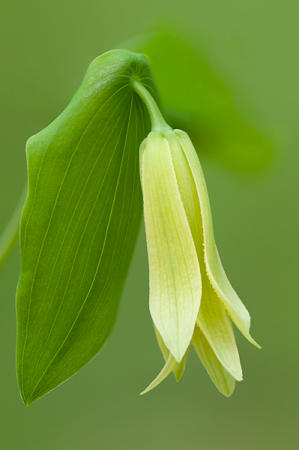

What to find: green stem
left=133, top=80, right=171, bottom=132
left=0, top=190, right=25, bottom=268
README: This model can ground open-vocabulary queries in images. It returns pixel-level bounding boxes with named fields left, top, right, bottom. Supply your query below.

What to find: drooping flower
left=134, top=81, right=260, bottom=396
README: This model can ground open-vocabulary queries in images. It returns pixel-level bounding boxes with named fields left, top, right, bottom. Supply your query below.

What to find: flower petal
left=140, top=132, right=202, bottom=361
left=175, top=130, right=259, bottom=348
left=140, top=354, right=177, bottom=395
left=154, top=327, right=188, bottom=381
left=193, top=326, right=235, bottom=397
left=197, top=280, right=242, bottom=381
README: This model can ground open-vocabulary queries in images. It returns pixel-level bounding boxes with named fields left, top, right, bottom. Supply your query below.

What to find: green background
left=0, top=0, right=298, bottom=448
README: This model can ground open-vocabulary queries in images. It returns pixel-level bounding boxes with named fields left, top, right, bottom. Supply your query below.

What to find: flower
left=139, top=127, right=260, bottom=396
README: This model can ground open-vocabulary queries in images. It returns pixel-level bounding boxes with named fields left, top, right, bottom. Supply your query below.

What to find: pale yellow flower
left=134, top=80, right=260, bottom=396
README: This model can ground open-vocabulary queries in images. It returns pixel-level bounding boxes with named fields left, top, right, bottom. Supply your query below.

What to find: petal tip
left=139, top=387, right=150, bottom=396
left=222, top=388, right=235, bottom=398
left=248, top=334, right=262, bottom=349
left=156, top=328, right=189, bottom=364
left=172, top=348, right=186, bottom=364
left=231, top=368, right=243, bottom=382
left=140, top=354, right=176, bottom=396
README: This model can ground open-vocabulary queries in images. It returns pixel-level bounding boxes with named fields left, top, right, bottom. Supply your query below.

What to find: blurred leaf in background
left=127, top=28, right=274, bottom=173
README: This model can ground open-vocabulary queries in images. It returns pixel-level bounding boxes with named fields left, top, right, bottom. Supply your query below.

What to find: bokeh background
left=1, top=0, right=298, bottom=449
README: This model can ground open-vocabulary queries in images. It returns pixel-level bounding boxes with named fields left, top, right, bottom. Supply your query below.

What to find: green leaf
left=16, top=49, right=154, bottom=405
left=128, top=28, right=274, bottom=173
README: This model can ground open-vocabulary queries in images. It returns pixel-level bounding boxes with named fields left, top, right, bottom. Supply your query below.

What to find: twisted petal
left=140, top=132, right=202, bottom=362
left=140, top=328, right=188, bottom=395
left=175, top=130, right=259, bottom=348
left=140, top=354, right=177, bottom=395
left=197, top=280, right=242, bottom=381
left=193, top=326, right=235, bottom=397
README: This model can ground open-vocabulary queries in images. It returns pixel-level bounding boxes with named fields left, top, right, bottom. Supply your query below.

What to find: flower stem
left=0, top=189, right=25, bottom=267
left=133, top=80, right=171, bottom=133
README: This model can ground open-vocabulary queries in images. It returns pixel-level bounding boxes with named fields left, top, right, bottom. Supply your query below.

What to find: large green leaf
left=128, top=28, right=274, bottom=173
left=16, top=49, right=154, bottom=405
